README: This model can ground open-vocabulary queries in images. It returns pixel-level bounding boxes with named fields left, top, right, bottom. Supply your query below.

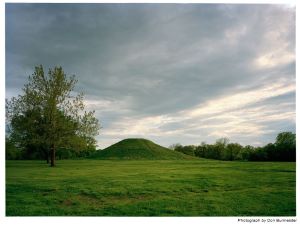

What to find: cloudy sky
left=6, top=3, right=295, bottom=149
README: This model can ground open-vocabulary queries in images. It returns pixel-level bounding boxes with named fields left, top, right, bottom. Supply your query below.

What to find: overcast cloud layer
left=6, top=4, right=295, bottom=148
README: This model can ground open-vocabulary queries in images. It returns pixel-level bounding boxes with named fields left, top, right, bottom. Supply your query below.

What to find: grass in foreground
left=6, top=159, right=296, bottom=216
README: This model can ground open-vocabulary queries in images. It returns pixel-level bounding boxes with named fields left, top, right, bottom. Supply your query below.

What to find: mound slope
left=91, top=138, right=193, bottom=160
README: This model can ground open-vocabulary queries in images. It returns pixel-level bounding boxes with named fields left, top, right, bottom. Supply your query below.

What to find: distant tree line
left=170, top=132, right=296, bottom=162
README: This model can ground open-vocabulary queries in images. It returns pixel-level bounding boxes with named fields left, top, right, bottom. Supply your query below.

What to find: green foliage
left=6, top=65, right=100, bottom=164
left=275, top=132, right=296, bottom=161
left=276, top=132, right=296, bottom=147
left=6, top=160, right=296, bottom=216
left=174, top=145, right=196, bottom=156
left=222, top=143, right=243, bottom=161
left=240, top=145, right=252, bottom=160
left=56, top=147, right=96, bottom=159
left=182, top=132, right=296, bottom=162
left=7, top=106, right=48, bottom=159
left=5, top=137, right=23, bottom=160
left=90, top=138, right=194, bottom=160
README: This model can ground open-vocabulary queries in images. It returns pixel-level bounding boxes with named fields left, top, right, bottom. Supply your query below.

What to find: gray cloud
left=6, top=4, right=295, bottom=148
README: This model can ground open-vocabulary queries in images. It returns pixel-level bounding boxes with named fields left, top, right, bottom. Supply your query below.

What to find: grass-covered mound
left=90, top=138, right=193, bottom=160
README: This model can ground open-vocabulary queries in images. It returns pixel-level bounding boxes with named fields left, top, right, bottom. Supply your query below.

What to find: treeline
left=5, top=137, right=97, bottom=160
left=170, top=132, right=296, bottom=162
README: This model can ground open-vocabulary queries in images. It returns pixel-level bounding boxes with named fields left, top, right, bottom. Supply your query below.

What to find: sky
left=5, top=3, right=295, bottom=149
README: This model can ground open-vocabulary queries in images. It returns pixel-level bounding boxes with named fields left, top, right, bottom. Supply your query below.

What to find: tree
left=195, top=142, right=207, bottom=158
left=242, top=145, right=255, bottom=161
left=275, top=132, right=296, bottom=161
left=216, top=137, right=229, bottom=146
left=276, top=132, right=296, bottom=147
left=173, top=144, right=183, bottom=152
left=6, top=65, right=100, bottom=166
left=223, top=143, right=243, bottom=161
left=213, top=138, right=229, bottom=160
left=176, top=145, right=196, bottom=156
left=263, top=143, right=277, bottom=161
left=5, top=136, right=23, bottom=160
left=7, top=106, right=50, bottom=161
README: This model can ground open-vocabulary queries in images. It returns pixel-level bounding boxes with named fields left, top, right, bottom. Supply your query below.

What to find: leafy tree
left=275, top=132, right=296, bottom=161
left=173, top=144, right=195, bottom=156
left=195, top=142, right=207, bottom=158
left=224, top=143, right=243, bottom=161
left=173, top=144, right=183, bottom=152
left=276, top=132, right=296, bottom=147
left=263, top=143, right=277, bottom=161
left=6, top=65, right=100, bottom=166
left=181, top=145, right=196, bottom=156
left=250, top=147, right=269, bottom=161
left=203, top=144, right=220, bottom=160
left=5, top=136, right=23, bottom=160
left=7, top=106, right=50, bottom=161
left=241, top=145, right=255, bottom=161
left=212, top=138, right=229, bottom=160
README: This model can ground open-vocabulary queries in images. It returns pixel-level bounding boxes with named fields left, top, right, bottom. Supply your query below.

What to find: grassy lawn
left=6, top=159, right=296, bottom=216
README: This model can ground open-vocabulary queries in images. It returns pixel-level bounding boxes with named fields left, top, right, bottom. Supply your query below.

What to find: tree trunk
left=50, top=144, right=55, bottom=167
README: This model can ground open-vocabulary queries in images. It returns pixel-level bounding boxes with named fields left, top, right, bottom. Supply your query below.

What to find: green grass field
left=6, top=159, right=296, bottom=216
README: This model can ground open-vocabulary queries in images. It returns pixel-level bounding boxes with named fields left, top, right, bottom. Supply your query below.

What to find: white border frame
left=1, top=1, right=298, bottom=225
